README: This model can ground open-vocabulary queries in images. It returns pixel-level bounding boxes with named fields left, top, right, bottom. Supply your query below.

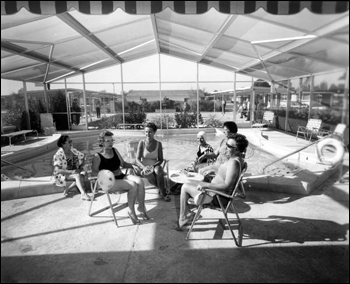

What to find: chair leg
left=63, top=181, right=77, bottom=195
left=186, top=205, right=204, bottom=240
left=164, top=161, right=171, bottom=195
left=219, top=198, right=242, bottom=247
left=88, top=181, right=119, bottom=226
left=88, top=181, right=98, bottom=217
left=309, top=131, right=314, bottom=143
left=106, top=192, right=118, bottom=226
left=229, top=202, right=243, bottom=246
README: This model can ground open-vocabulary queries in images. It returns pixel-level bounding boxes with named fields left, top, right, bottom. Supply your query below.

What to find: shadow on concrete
left=184, top=215, right=348, bottom=245
left=1, top=219, right=123, bottom=244
left=245, top=164, right=349, bottom=209
left=1, top=245, right=348, bottom=283
left=242, top=215, right=349, bottom=245
left=1, top=196, right=68, bottom=222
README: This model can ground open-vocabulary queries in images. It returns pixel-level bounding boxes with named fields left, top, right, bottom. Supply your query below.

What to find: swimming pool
left=1, top=131, right=279, bottom=180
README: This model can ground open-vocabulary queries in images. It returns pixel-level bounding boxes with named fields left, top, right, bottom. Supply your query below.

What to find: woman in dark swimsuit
left=92, top=130, right=149, bottom=225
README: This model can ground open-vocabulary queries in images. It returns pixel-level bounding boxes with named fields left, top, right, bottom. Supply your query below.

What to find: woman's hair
left=98, top=130, right=114, bottom=147
left=145, top=122, right=157, bottom=132
left=228, top=133, right=249, bottom=154
left=223, top=121, right=238, bottom=134
left=197, top=131, right=206, bottom=140
left=57, top=135, right=70, bottom=147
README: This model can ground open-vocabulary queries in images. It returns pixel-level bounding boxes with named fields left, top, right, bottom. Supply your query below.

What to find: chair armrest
left=161, top=159, right=169, bottom=168
left=88, top=176, right=98, bottom=181
left=297, top=126, right=307, bottom=131
left=204, top=188, right=232, bottom=199
left=317, top=129, right=331, bottom=136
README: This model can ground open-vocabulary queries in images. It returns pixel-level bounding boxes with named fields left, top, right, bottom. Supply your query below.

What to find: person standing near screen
left=96, top=100, right=101, bottom=118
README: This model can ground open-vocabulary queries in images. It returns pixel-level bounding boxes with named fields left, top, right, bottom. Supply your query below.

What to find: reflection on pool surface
left=1, top=133, right=278, bottom=180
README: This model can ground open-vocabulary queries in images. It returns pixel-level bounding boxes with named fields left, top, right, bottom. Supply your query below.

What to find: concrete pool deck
left=1, top=182, right=349, bottom=283
left=1, top=127, right=349, bottom=282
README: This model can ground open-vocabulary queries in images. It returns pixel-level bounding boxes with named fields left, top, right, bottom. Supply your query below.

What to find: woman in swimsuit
left=91, top=130, right=149, bottom=225
left=177, top=133, right=249, bottom=230
left=136, top=123, right=171, bottom=202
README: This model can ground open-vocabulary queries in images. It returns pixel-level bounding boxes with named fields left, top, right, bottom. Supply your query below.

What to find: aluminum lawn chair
left=85, top=154, right=127, bottom=227
left=296, top=119, right=327, bottom=141
left=186, top=162, right=248, bottom=247
left=251, top=111, right=275, bottom=129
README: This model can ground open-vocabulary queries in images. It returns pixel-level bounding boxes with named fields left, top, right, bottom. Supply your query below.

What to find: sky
left=1, top=54, right=253, bottom=96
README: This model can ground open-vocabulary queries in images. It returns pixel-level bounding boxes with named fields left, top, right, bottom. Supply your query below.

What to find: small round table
left=169, top=170, right=204, bottom=184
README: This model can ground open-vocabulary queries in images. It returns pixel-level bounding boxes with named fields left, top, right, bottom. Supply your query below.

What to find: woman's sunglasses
left=226, top=143, right=238, bottom=150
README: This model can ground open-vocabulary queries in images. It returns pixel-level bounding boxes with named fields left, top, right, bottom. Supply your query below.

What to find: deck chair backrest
left=83, top=153, right=95, bottom=178
left=126, top=140, right=139, bottom=162
left=306, top=119, right=322, bottom=130
left=333, top=123, right=346, bottom=137
left=231, top=161, right=247, bottom=197
left=262, top=111, right=274, bottom=122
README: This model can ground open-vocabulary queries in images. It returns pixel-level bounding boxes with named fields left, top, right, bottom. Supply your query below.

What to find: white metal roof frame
left=1, top=1, right=349, bottom=85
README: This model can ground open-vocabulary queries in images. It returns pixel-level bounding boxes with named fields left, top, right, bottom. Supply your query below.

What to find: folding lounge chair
left=126, top=140, right=170, bottom=194
left=86, top=154, right=127, bottom=226
left=251, top=111, right=274, bottom=129
left=186, top=162, right=248, bottom=247
left=88, top=174, right=126, bottom=226
left=296, top=119, right=325, bottom=142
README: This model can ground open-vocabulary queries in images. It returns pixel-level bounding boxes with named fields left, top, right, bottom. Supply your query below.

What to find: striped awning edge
left=1, top=1, right=349, bottom=15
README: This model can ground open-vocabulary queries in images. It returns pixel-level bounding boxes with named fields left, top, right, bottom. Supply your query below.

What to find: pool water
left=1, top=133, right=278, bottom=180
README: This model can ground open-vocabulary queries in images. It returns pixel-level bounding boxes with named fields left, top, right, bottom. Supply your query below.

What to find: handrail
left=262, top=135, right=331, bottom=174
left=1, top=158, right=35, bottom=175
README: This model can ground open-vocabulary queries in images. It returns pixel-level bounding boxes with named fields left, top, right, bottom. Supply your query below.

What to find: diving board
left=1, top=130, right=38, bottom=146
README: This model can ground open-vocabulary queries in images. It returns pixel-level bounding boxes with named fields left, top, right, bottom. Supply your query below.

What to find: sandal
left=63, top=187, right=73, bottom=197
left=81, top=194, right=91, bottom=201
left=162, top=195, right=171, bottom=202
left=128, top=211, right=141, bottom=225
left=234, top=189, right=246, bottom=199
left=175, top=218, right=190, bottom=231
left=139, top=212, right=150, bottom=220
left=137, top=207, right=150, bottom=220
left=159, top=190, right=171, bottom=202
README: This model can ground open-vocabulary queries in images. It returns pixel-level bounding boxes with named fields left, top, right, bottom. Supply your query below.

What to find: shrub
left=125, top=109, right=146, bottom=124
left=174, top=111, right=203, bottom=128
left=21, top=110, right=41, bottom=132
left=199, top=100, right=215, bottom=112
left=49, top=90, right=67, bottom=112
left=204, top=114, right=224, bottom=128
left=88, top=114, right=122, bottom=129
left=3, top=108, right=23, bottom=129
left=150, top=114, right=176, bottom=129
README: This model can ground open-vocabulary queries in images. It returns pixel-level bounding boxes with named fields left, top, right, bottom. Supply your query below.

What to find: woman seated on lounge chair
left=135, top=123, right=171, bottom=202
left=91, top=130, right=149, bottom=224
left=198, top=121, right=238, bottom=178
left=51, top=135, right=91, bottom=201
left=188, top=131, right=214, bottom=173
left=176, top=133, right=249, bottom=230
